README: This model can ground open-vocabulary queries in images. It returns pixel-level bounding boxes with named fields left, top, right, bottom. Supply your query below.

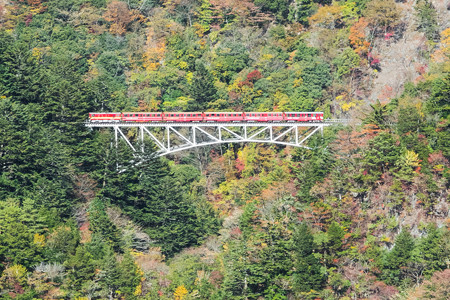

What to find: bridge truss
left=85, top=121, right=343, bottom=156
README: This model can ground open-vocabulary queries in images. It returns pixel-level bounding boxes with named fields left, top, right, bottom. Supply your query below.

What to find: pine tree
left=0, top=200, right=42, bottom=270
left=117, top=250, right=141, bottom=298
left=188, top=61, right=217, bottom=111
left=100, top=141, right=207, bottom=257
left=413, top=225, right=446, bottom=277
left=382, top=229, right=415, bottom=285
left=98, top=245, right=121, bottom=299
left=88, top=198, right=123, bottom=251
left=327, top=221, right=345, bottom=255
left=292, top=223, right=325, bottom=293
left=64, top=245, right=96, bottom=291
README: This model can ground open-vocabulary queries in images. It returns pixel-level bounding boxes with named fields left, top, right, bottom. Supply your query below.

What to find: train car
left=88, top=111, right=325, bottom=123
left=89, top=112, right=122, bottom=122
left=244, top=112, right=284, bottom=122
left=122, top=112, right=163, bottom=122
left=163, top=112, right=203, bottom=122
left=204, top=112, right=245, bottom=122
left=284, top=112, right=323, bottom=122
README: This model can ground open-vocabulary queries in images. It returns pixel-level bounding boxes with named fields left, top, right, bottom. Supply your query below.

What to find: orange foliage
left=308, top=4, right=343, bottom=28
left=210, top=0, right=272, bottom=25
left=142, top=28, right=166, bottom=71
left=349, top=18, right=370, bottom=56
left=26, top=0, right=41, bottom=6
left=103, top=1, right=143, bottom=36
left=431, top=28, right=450, bottom=64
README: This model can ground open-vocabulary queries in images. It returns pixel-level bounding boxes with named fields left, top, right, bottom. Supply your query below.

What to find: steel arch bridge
left=85, top=120, right=347, bottom=156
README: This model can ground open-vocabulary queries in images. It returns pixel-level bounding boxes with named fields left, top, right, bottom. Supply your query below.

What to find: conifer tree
left=327, top=221, right=345, bottom=257
left=64, top=245, right=96, bottom=292
left=117, top=250, right=140, bottom=297
left=382, top=229, right=415, bottom=285
left=292, top=223, right=325, bottom=293
left=88, top=198, right=123, bottom=251
left=413, top=225, right=446, bottom=277
left=99, top=245, right=121, bottom=299
left=188, top=61, right=217, bottom=111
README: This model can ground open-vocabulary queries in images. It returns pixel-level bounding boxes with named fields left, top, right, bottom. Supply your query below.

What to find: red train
left=89, top=112, right=324, bottom=122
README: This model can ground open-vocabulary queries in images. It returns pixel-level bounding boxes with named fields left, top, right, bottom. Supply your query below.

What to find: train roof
left=284, top=111, right=323, bottom=113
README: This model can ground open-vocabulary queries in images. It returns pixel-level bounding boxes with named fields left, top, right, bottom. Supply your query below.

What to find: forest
left=0, top=0, right=449, bottom=299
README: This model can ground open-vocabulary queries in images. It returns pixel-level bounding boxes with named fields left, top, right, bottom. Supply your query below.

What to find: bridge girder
left=85, top=122, right=341, bottom=155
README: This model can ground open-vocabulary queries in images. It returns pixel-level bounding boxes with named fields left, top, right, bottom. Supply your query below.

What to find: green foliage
left=294, top=137, right=334, bottom=203
left=168, top=254, right=211, bottom=294
left=213, top=42, right=250, bottom=84
left=117, top=250, right=141, bottom=298
left=427, top=74, right=450, bottom=119
left=333, top=47, right=361, bottom=78
left=0, top=0, right=448, bottom=298
left=327, top=221, right=345, bottom=254
left=98, top=245, right=121, bottom=298
left=382, top=229, right=415, bottom=285
left=45, top=224, right=80, bottom=263
left=364, top=132, right=401, bottom=179
left=188, top=61, right=218, bottom=111
left=0, top=200, right=43, bottom=269
left=412, top=225, right=447, bottom=277
left=414, top=0, right=439, bottom=41
left=254, top=0, right=290, bottom=22
left=292, top=223, right=326, bottom=293
left=88, top=198, right=123, bottom=251
left=100, top=142, right=213, bottom=257
left=364, top=100, right=389, bottom=129
left=288, top=0, right=314, bottom=25
left=64, top=245, right=96, bottom=291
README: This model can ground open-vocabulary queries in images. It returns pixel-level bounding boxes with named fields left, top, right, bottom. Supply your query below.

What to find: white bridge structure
left=85, top=120, right=347, bottom=156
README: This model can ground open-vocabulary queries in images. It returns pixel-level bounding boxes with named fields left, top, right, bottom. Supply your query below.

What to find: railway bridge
left=85, top=120, right=350, bottom=156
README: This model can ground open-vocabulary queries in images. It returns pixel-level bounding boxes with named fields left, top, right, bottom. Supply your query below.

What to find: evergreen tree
left=288, top=0, right=314, bottom=26
left=100, top=141, right=208, bottom=257
left=188, top=61, right=217, bottom=111
left=364, top=132, right=401, bottom=180
left=413, top=225, right=446, bottom=277
left=0, top=200, right=42, bottom=270
left=45, top=223, right=80, bottom=263
left=382, top=229, right=415, bottom=285
left=64, top=245, right=96, bottom=292
left=88, top=198, right=123, bottom=251
left=292, top=223, right=325, bottom=293
left=98, top=245, right=121, bottom=299
left=117, top=250, right=141, bottom=298
left=327, top=221, right=345, bottom=257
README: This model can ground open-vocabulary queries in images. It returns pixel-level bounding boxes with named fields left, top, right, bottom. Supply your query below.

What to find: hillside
left=0, top=0, right=449, bottom=299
